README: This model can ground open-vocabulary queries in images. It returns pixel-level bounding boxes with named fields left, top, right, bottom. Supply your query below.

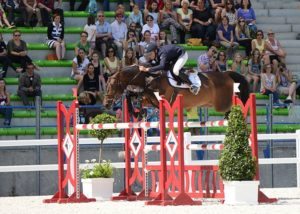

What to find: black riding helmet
left=143, top=43, right=158, bottom=61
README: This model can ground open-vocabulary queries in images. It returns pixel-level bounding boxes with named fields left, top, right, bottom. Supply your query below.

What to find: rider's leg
left=189, top=71, right=201, bottom=95
left=173, top=52, right=188, bottom=76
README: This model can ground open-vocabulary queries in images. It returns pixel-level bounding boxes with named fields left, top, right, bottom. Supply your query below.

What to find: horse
left=103, top=65, right=250, bottom=113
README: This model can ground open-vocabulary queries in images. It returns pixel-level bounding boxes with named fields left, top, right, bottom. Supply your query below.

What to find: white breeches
left=173, top=52, right=188, bottom=76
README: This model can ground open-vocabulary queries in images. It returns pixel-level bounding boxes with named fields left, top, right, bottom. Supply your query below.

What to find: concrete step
left=286, top=17, right=300, bottom=24
left=6, top=84, right=75, bottom=95
left=28, top=50, right=75, bottom=61
left=280, top=40, right=300, bottom=48
left=285, top=55, right=300, bottom=64
left=265, top=1, right=300, bottom=9
left=274, top=32, right=298, bottom=40
left=61, top=1, right=130, bottom=11
left=256, top=17, right=286, bottom=24
left=257, top=24, right=292, bottom=33
left=251, top=9, right=269, bottom=17
left=252, top=1, right=265, bottom=9
left=269, top=9, right=300, bottom=17
left=8, top=118, right=56, bottom=127
left=10, top=100, right=73, bottom=106
left=5, top=67, right=72, bottom=78
left=292, top=25, right=300, bottom=32
left=285, top=48, right=300, bottom=55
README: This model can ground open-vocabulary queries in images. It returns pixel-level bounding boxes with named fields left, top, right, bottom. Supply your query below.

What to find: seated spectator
left=122, top=48, right=138, bottom=68
left=221, top=0, right=237, bottom=26
left=71, top=48, right=90, bottom=81
left=216, top=51, right=228, bottom=72
left=260, top=64, right=283, bottom=106
left=128, top=22, right=141, bottom=42
left=90, top=51, right=106, bottom=93
left=129, top=4, right=144, bottom=29
left=144, top=0, right=159, bottom=24
left=37, top=0, right=60, bottom=26
left=177, top=0, right=193, bottom=44
left=265, top=29, right=286, bottom=71
left=232, top=52, right=246, bottom=75
left=251, top=30, right=266, bottom=56
left=23, top=0, right=42, bottom=27
left=95, top=11, right=113, bottom=58
left=124, top=30, right=139, bottom=57
left=0, top=4, right=15, bottom=28
left=139, top=30, right=152, bottom=56
left=209, top=0, right=225, bottom=23
left=235, top=17, right=252, bottom=57
left=115, top=4, right=126, bottom=23
left=5, top=0, right=27, bottom=27
left=103, top=47, right=121, bottom=81
left=129, top=0, right=146, bottom=11
left=69, top=0, right=88, bottom=11
left=158, top=30, right=171, bottom=46
left=190, top=0, right=216, bottom=44
left=0, top=33, right=23, bottom=77
left=197, top=45, right=218, bottom=72
left=75, top=31, right=92, bottom=59
left=0, top=78, right=13, bottom=127
left=146, top=0, right=164, bottom=11
left=217, top=16, right=238, bottom=59
left=46, top=13, right=65, bottom=60
left=78, top=90, right=96, bottom=105
left=237, top=0, right=257, bottom=38
left=84, top=15, right=97, bottom=50
left=247, top=49, right=263, bottom=92
left=111, top=12, right=127, bottom=59
left=7, top=30, right=33, bottom=73
left=276, top=63, right=297, bottom=104
left=17, top=62, right=42, bottom=108
left=158, top=0, right=184, bottom=44
left=142, top=15, right=160, bottom=43
left=78, top=63, right=100, bottom=98
left=190, top=0, right=198, bottom=10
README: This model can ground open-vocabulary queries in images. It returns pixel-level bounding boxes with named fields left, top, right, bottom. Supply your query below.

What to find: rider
left=139, top=43, right=201, bottom=95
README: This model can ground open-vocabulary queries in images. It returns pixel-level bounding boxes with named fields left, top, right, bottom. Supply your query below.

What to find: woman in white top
left=83, top=15, right=97, bottom=50
left=142, top=15, right=160, bottom=43
left=139, top=30, right=152, bottom=57
left=103, top=47, right=121, bottom=81
left=71, top=48, right=90, bottom=81
left=177, top=0, right=193, bottom=43
left=143, top=1, right=159, bottom=24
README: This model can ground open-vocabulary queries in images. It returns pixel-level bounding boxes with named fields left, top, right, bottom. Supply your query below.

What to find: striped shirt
left=197, top=53, right=211, bottom=72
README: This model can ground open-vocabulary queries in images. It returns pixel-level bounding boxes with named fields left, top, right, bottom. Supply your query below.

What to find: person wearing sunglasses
left=197, top=45, right=218, bottom=72
left=95, top=11, right=112, bottom=58
left=235, top=17, right=251, bottom=57
left=139, top=43, right=201, bottom=95
left=111, top=12, right=127, bottom=59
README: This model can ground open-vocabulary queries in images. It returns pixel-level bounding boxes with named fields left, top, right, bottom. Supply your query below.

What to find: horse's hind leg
left=213, top=87, right=233, bottom=113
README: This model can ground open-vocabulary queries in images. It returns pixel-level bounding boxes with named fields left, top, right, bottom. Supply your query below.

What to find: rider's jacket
left=148, top=44, right=185, bottom=73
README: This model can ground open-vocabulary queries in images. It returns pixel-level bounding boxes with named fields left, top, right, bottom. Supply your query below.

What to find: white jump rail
left=0, top=131, right=300, bottom=187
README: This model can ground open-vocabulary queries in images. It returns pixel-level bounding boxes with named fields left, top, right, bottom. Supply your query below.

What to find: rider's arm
left=148, top=54, right=166, bottom=73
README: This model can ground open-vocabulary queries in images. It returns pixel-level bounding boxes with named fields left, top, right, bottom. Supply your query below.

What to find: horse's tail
left=227, top=71, right=250, bottom=105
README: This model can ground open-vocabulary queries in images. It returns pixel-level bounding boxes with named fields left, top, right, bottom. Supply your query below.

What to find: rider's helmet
left=144, top=43, right=158, bottom=61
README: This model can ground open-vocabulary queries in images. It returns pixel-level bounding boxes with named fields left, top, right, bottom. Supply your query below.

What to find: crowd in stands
left=0, top=0, right=299, bottom=126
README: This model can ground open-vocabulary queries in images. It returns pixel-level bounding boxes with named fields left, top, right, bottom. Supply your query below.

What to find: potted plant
left=81, top=113, right=118, bottom=200
left=219, top=106, right=258, bottom=205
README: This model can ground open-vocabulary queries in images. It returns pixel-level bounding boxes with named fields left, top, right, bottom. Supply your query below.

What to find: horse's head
left=103, top=72, right=123, bottom=109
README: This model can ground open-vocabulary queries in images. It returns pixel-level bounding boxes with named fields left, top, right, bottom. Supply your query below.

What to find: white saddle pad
left=167, top=71, right=190, bottom=89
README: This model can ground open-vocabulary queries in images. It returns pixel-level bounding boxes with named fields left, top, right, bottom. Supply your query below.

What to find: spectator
left=5, top=0, right=27, bottom=26
left=0, top=4, right=15, bottom=28
left=217, top=15, right=239, bottom=59
left=158, top=30, right=171, bottom=46
left=247, top=48, right=262, bottom=92
left=265, top=29, right=286, bottom=70
left=78, top=90, right=97, bottom=105
left=124, top=30, right=139, bottom=57
left=75, top=31, right=92, bottom=59
left=197, top=45, right=218, bottom=72
left=237, top=0, right=257, bottom=38
left=144, top=0, right=159, bottom=24
left=69, top=0, right=88, bottom=11
left=276, top=63, right=297, bottom=104
left=103, top=47, right=121, bottom=81
left=129, top=0, right=146, bottom=11
left=129, top=4, right=144, bottom=28
left=139, top=30, right=152, bottom=57
left=232, top=52, right=246, bottom=75
left=17, top=62, right=42, bottom=108
left=251, top=30, right=265, bottom=55
left=159, top=0, right=184, bottom=44
left=177, top=0, right=193, bottom=44
left=37, top=0, right=56, bottom=26
left=122, top=48, right=138, bottom=68
left=0, top=33, right=23, bottom=77
left=0, top=78, right=12, bottom=127
left=7, top=30, right=33, bottom=73
left=221, top=0, right=237, bottom=26
left=209, top=0, right=225, bottom=23
left=260, top=63, right=282, bottom=106
left=95, top=11, right=113, bottom=58
left=115, top=4, right=126, bottom=22
left=22, top=0, right=43, bottom=27
left=235, top=17, right=252, bottom=57
left=71, top=48, right=90, bottom=81
left=46, top=13, right=65, bottom=60
left=216, top=51, right=228, bottom=72
left=84, top=15, right=97, bottom=50
left=90, top=51, right=106, bottom=93
left=142, top=15, right=160, bottom=43
left=146, top=0, right=164, bottom=11
left=78, top=63, right=100, bottom=98
left=128, top=22, right=141, bottom=42
left=111, top=12, right=127, bottom=59
left=190, top=0, right=216, bottom=44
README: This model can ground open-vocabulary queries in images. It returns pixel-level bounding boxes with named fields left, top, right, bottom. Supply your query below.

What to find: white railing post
left=296, top=130, right=300, bottom=188
left=184, top=132, right=192, bottom=164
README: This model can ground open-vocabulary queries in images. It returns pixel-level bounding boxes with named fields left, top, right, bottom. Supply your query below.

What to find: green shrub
left=81, top=160, right=113, bottom=179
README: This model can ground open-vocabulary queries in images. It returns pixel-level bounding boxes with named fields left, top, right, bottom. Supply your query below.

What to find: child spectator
left=247, top=49, right=262, bottom=92
left=144, top=0, right=159, bottom=24
left=103, top=47, right=121, bottom=81
left=75, top=31, right=93, bottom=58
left=84, top=15, right=97, bottom=50
left=235, top=17, right=252, bottom=57
left=231, top=52, right=246, bottom=75
left=71, top=48, right=90, bottom=81
left=158, top=30, right=171, bottom=46
left=0, top=78, right=12, bottom=127
left=122, top=48, right=138, bottom=68
left=216, top=51, right=228, bottom=72
left=46, top=13, right=65, bottom=60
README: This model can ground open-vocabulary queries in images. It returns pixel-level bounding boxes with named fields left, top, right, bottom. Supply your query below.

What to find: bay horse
left=103, top=65, right=249, bottom=113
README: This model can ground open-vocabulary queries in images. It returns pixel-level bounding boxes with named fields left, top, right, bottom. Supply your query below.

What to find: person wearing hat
left=139, top=43, right=201, bottom=95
